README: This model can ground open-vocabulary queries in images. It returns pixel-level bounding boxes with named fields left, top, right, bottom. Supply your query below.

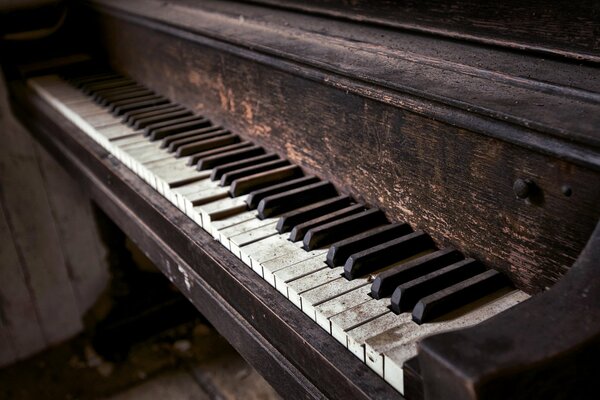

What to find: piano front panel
left=79, top=3, right=600, bottom=295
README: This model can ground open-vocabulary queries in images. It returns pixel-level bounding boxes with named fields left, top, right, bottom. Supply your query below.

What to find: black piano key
left=69, top=73, right=121, bottom=87
left=327, top=223, right=414, bottom=269
left=167, top=128, right=230, bottom=151
left=123, top=104, right=182, bottom=124
left=189, top=142, right=254, bottom=167
left=210, top=153, right=280, bottom=180
left=246, top=175, right=320, bottom=209
left=197, top=145, right=265, bottom=170
left=412, top=270, right=510, bottom=324
left=68, top=70, right=119, bottom=80
left=175, top=134, right=240, bottom=157
left=78, top=76, right=131, bottom=92
left=98, top=88, right=154, bottom=106
left=152, top=116, right=212, bottom=139
left=289, top=204, right=365, bottom=242
left=257, top=181, right=337, bottom=219
left=370, top=248, right=463, bottom=299
left=134, top=109, right=193, bottom=130
left=112, top=97, right=170, bottom=116
left=343, top=230, right=434, bottom=280
left=220, top=159, right=289, bottom=186
left=93, top=85, right=147, bottom=103
left=82, top=78, right=136, bottom=94
left=303, top=208, right=388, bottom=251
left=390, top=258, right=486, bottom=314
left=229, top=165, right=303, bottom=197
left=109, top=94, right=166, bottom=113
left=276, top=195, right=353, bottom=234
left=147, top=117, right=210, bottom=140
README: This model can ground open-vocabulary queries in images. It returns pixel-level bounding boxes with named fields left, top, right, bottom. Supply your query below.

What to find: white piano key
left=210, top=210, right=258, bottom=238
left=301, top=276, right=370, bottom=321
left=240, top=234, right=303, bottom=274
left=346, top=311, right=401, bottom=362
left=314, top=285, right=373, bottom=332
left=228, top=221, right=278, bottom=259
left=96, top=123, right=140, bottom=140
left=85, top=112, right=123, bottom=128
left=381, top=290, right=530, bottom=394
left=272, top=256, right=328, bottom=295
left=262, top=248, right=327, bottom=286
left=285, top=267, right=343, bottom=308
left=365, top=290, right=529, bottom=377
left=193, top=196, right=247, bottom=230
left=329, top=300, right=389, bottom=346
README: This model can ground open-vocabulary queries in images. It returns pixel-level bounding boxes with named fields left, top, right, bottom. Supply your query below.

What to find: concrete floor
left=0, top=321, right=280, bottom=400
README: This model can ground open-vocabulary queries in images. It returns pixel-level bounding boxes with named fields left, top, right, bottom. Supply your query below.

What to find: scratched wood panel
left=34, top=143, right=109, bottom=314
left=246, top=0, right=600, bottom=62
left=95, top=16, right=600, bottom=294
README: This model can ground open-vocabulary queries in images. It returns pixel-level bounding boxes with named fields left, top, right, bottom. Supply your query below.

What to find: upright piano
left=3, top=1, right=600, bottom=399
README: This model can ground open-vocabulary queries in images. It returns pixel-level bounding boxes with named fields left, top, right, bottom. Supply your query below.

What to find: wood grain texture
left=244, top=0, right=600, bottom=62
left=89, top=16, right=600, bottom=294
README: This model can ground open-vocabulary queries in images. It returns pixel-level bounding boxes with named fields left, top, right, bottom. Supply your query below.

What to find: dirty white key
left=146, top=158, right=209, bottom=194
left=85, top=111, right=123, bottom=129
left=272, top=256, right=328, bottom=296
left=329, top=300, right=389, bottom=346
left=301, top=275, right=371, bottom=321
left=209, top=210, right=258, bottom=238
left=262, top=248, right=327, bottom=287
left=172, top=178, right=220, bottom=214
left=228, top=221, right=278, bottom=259
left=240, top=234, right=303, bottom=274
left=314, top=285, right=373, bottom=331
left=380, top=290, right=530, bottom=394
left=346, top=311, right=401, bottom=361
left=285, top=266, right=343, bottom=308
left=96, top=123, right=141, bottom=141
left=193, top=196, right=247, bottom=229
left=218, top=216, right=275, bottom=241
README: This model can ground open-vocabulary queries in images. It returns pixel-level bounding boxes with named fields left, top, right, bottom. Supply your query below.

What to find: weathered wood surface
left=9, top=78, right=402, bottom=399
left=245, top=0, right=600, bottom=62
left=81, top=3, right=600, bottom=294
left=0, top=74, right=109, bottom=366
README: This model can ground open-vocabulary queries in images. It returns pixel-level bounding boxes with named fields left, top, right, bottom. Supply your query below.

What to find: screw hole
left=561, top=185, right=572, bottom=197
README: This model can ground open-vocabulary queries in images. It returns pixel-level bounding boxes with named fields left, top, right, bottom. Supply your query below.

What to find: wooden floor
left=0, top=320, right=280, bottom=400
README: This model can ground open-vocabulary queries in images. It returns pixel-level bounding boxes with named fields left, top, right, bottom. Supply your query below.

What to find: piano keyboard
left=28, top=71, right=530, bottom=395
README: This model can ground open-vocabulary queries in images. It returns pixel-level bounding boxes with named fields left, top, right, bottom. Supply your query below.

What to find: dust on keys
left=28, top=71, right=529, bottom=395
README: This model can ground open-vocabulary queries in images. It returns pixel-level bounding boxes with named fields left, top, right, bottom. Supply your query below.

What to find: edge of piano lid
left=4, top=0, right=600, bottom=399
